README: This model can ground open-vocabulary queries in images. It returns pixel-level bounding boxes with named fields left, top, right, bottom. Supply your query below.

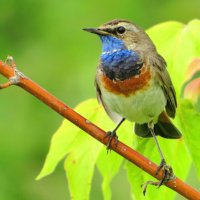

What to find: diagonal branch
left=0, top=59, right=200, bottom=200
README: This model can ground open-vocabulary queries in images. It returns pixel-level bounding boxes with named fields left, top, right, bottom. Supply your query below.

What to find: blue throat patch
left=99, top=35, right=142, bottom=80
left=100, top=35, right=125, bottom=53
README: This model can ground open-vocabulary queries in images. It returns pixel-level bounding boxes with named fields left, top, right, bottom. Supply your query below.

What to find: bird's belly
left=100, top=82, right=166, bottom=124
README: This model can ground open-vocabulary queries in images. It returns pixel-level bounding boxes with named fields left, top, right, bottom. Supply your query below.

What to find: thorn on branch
left=6, top=55, right=16, bottom=68
left=0, top=56, right=26, bottom=89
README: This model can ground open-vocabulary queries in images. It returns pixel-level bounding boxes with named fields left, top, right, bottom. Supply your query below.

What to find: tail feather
left=134, top=123, right=152, bottom=138
left=134, top=112, right=182, bottom=139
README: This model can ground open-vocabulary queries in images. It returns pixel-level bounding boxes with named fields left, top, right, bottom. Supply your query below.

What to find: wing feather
left=153, top=54, right=177, bottom=118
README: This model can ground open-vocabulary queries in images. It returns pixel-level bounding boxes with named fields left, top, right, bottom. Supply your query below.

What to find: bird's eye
left=116, top=26, right=126, bottom=34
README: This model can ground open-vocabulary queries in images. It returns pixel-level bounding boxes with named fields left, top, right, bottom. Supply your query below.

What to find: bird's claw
left=155, top=158, right=166, bottom=175
left=157, top=164, right=175, bottom=187
left=141, top=161, right=175, bottom=195
left=104, top=131, right=118, bottom=152
left=141, top=181, right=159, bottom=196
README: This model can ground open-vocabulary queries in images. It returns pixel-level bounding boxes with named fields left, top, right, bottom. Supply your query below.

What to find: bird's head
left=83, top=19, right=156, bottom=55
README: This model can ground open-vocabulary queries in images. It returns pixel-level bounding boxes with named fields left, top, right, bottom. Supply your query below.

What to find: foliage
left=37, top=20, right=200, bottom=199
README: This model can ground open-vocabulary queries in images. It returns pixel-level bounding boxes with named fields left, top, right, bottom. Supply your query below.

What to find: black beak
left=82, top=28, right=109, bottom=35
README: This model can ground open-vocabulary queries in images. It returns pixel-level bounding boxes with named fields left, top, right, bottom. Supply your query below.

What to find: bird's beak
left=82, top=28, right=109, bottom=36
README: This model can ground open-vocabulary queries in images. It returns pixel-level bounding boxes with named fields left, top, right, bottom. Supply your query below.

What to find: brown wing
left=95, top=71, right=122, bottom=124
left=153, top=54, right=177, bottom=118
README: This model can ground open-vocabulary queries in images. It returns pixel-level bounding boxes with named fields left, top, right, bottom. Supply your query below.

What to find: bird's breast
left=99, top=64, right=152, bottom=97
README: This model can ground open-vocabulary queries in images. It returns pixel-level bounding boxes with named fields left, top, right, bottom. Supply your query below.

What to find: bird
left=83, top=19, right=182, bottom=187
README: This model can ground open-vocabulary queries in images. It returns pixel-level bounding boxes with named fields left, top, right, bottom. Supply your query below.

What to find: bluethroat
left=83, top=19, right=182, bottom=188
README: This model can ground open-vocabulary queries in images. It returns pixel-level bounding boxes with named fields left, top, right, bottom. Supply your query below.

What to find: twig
left=0, top=59, right=199, bottom=200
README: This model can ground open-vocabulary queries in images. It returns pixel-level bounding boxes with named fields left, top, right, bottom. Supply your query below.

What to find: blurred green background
left=0, top=0, right=200, bottom=199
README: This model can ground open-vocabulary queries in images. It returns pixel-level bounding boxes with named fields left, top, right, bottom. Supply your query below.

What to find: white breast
left=99, top=80, right=166, bottom=124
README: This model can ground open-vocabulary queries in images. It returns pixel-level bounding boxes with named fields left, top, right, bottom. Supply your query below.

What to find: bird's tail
left=134, top=112, right=182, bottom=139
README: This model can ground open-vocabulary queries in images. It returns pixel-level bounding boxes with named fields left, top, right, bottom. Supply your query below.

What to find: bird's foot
left=155, top=159, right=175, bottom=187
left=141, top=159, right=175, bottom=195
left=155, top=158, right=167, bottom=176
left=104, top=131, right=118, bottom=153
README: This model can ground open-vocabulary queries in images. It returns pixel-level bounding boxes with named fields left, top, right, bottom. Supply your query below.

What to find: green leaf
left=64, top=127, right=102, bottom=200
left=96, top=120, right=133, bottom=200
left=37, top=99, right=107, bottom=199
left=179, top=99, right=200, bottom=178
left=63, top=100, right=113, bottom=200
left=37, top=99, right=100, bottom=180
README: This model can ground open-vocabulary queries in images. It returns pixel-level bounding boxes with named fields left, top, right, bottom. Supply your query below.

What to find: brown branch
left=0, top=59, right=199, bottom=200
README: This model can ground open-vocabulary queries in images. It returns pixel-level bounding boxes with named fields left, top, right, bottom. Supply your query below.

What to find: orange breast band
left=100, top=66, right=152, bottom=97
